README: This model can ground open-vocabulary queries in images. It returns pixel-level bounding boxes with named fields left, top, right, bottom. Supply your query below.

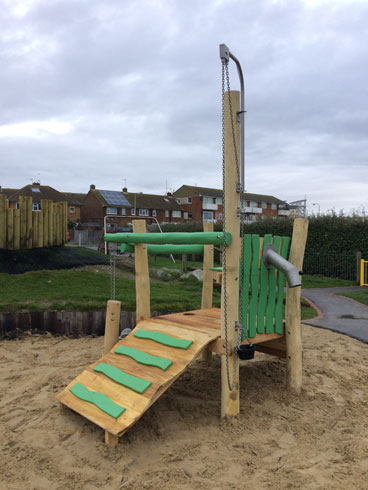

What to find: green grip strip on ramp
left=134, top=329, right=193, bottom=350
left=93, top=363, right=152, bottom=394
left=69, top=382, right=126, bottom=419
left=114, top=345, right=173, bottom=371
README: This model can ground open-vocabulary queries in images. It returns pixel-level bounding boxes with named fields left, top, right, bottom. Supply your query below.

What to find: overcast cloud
left=1, top=0, right=367, bottom=213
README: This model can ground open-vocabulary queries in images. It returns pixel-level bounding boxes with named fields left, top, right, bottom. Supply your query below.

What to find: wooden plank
left=285, top=218, right=308, bottom=394
left=275, top=237, right=290, bottom=333
left=103, top=300, right=121, bottom=355
left=257, top=234, right=272, bottom=333
left=38, top=211, right=44, bottom=248
left=201, top=222, right=214, bottom=309
left=221, top=90, right=241, bottom=418
left=248, top=235, right=260, bottom=337
left=265, top=236, right=280, bottom=333
left=25, top=196, right=33, bottom=248
left=240, top=234, right=252, bottom=340
left=19, top=196, right=26, bottom=249
left=6, top=208, right=14, bottom=250
left=13, top=209, right=20, bottom=250
left=133, top=220, right=150, bottom=322
left=207, top=332, right=283, bottom=354
left=41, top=199, right=48, bottom=247
left=0, top=194, right=6, bottom=249
left=32, top=211, right=38, bottom=248
left=49, top=201, right=54, bottom=246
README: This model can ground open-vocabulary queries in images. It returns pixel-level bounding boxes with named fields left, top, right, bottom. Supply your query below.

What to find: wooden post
left=133, top=220, right=150, bottom=322
left=14, top=209, right=20, bottom=250
left=0, top=195, right=6, bottom=249
left=32, top=211, right=38, bottom=248
left=285, top=218, right=308, bottom=394
left=25, top=196, right=33, bottom=249
left=201, top=222, right=214, bottom=309
left=182, top=254, right=187, bottom=273
left=221, top=90, right=242, bottom=417
left=6, top=208, right=14, bottom=250
left=356, top=251, right=362, bottom=285
left=41, top=199, right=48, bottom=247
left=19, top=196, right=26, bottom=248
left=105, top=431, right=118, bottom=448
left=38, top=211, right=44, bottom=248
left=49, top=201, right=54, bottom=246
left=103, top=300, right=121, bottom=355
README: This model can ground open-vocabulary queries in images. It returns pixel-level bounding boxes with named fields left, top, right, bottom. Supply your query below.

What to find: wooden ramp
left=56, top=311, right=222, bottom=438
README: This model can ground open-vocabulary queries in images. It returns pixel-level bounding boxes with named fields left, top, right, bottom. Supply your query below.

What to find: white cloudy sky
left=1, top=0, right=367, bottom=214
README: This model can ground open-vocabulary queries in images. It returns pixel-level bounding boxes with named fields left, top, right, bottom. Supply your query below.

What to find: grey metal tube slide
left=263, top=244, right=302, bottom=288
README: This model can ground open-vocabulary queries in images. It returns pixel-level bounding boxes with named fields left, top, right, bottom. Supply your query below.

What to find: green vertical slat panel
left=275, top=236, right=291, bottom=334
left=257, top=234, right=272, bottom=334
left=265, top=236, right=281, bottom=333
left=240, top=234, right=252, bottom=341
left=248, top=235, right=260, bottom=338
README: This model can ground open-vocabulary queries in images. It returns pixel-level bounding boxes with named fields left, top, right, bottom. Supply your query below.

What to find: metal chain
left=110, top=253, right=116, bottom=300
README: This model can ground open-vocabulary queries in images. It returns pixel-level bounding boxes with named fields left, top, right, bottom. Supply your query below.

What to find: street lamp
left=312, top=203, right=320, bottom=215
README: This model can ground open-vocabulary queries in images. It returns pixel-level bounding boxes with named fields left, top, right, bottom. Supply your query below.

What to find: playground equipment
left=57, top=44, right=308, bottom=447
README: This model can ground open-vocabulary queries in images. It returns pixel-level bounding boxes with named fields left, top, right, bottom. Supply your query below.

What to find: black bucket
left=237, top=344, right=256, bottom=360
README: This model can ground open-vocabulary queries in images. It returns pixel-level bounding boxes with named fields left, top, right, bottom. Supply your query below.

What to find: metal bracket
left=219, top=43, right=230, bottom=62
left=236, top=110, right=247, bottom=123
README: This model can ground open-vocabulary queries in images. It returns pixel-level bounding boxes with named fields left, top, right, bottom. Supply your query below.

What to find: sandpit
left=1, top=325, right=367, bottom=490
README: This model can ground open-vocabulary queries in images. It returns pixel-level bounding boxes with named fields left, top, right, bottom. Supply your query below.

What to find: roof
left=7, top=184, right=67, bottom=203
left=95, top=189, right=131, bottom=207
left=123, top=192, right=182, bottom=211
left=0, top=188, right=19, bottom=199
left=174, top=185, right=286, bottom=205
left=62, top=192, right=86, bottom=205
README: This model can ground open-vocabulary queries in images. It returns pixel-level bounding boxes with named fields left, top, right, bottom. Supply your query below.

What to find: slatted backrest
left=239, top=234, right=291, bottom=340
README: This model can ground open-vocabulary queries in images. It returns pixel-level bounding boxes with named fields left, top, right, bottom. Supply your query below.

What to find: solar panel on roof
left=99, top=190, right=130, bottom=206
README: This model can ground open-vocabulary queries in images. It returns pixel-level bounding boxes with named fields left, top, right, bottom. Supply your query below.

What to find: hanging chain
left=110, top=253, right=116, bottom=300
left=221, top=60, right=244, bottom=392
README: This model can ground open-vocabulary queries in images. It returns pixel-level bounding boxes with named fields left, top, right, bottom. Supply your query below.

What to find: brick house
left=0, top=186, right=19, bottom=206
left=6, top=182, right=68, bottom=210
left=62, top=193, right=86, bottom=222
left=173, top=185, right=290, bottom=223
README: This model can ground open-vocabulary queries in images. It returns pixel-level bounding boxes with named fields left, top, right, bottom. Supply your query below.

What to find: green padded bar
left=209, top=266, right=223, bottom=271
left=240, top=234, right=252, bottom=341
left=69, top=382, right=126, bottom=419
left=93, top=363, right=152, bottom=394
left=275, top=236, right=290, bottom=334
left=257, top=234, right=272, bottom=334
left=105, top=232, right=232, bottom=246
left=114, top=345, right=173, bottom=371
left=134, top=329, right=193, bottom=350
left=265, top=236, right=280, bottom=333
left=248, top=234, right=260, bottom=337
left=120, top=243, right=205, bottom=255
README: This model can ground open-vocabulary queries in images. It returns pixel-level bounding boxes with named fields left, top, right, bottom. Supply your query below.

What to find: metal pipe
left=263, top=244, right=302, bottom=288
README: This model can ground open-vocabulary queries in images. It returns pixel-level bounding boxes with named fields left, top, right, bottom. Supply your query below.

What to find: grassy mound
left=0, top=246, right=109, bottom=274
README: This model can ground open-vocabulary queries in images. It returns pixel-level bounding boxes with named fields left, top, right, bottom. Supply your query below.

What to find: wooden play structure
left=57, top=45, right=308, bottom=447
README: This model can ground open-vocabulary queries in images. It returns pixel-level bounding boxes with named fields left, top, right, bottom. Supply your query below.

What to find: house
left=6, top=182, right=68, bottom=211
left=173, top=185, right=290, bottom=223
left=62, top=192, right=86, bottom=222
left=0, top=186, right=19, bottom=207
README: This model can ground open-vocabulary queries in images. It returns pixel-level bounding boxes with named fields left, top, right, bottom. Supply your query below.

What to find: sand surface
left=1, top=326, right=367, bottom=490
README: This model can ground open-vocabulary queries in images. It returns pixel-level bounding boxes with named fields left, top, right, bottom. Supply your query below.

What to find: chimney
left=167, top=192, right=172, bottom=196
left=122, top=187, right=128, bottom=193
left=90, top=184, right=96, bottom=190
left=32, top=182, right=40, bottom=186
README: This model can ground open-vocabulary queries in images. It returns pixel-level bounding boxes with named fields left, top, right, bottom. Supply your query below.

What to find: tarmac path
left=301, top=286, right=368, bottom=343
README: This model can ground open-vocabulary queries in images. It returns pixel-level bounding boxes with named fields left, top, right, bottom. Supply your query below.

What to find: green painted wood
left=257, top=234, right=272, bottom=334
left=248, top=235, right=260, bottom=337
left=69, top=382, right=126, bottom=419
left=93, top=362, right=152, bottom=394
left=134, top=329, right=193, bottom=350
left=240, top=234, right=252, bottom=341
left=114, top=345, right=173, bottom=371
left=275, top=236, right=291, bottom=334
left=105, top=232, right=232, bottom=246
left=120, top=243, right=205, bottom=255
left=265, top=236, right=281, bottom=333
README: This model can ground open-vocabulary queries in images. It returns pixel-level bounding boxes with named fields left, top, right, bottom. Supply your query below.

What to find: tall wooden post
left=201, top=222, right=214, bottom=309
left=7, top=208, right=14, bottom=250
left=0, top=195, right=6, bottom=249
left=25, top=196, right=33, bottom=249
left=104, top=300, right=121, bottom=355
left=19, top=196, right=26, bottom=249
left=285, top=218, right=308, bottom=394
left=221, top=90, right=242, bottom=417
left=133, top=220, right=150, bottom=322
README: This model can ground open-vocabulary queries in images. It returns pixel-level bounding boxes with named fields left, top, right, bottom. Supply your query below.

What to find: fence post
left=0, top=195, right=6, bottom=249
left=356, top=251, right=362, bottom=285
left=6, top=208, right=14, bottom=250
left=25, top=196, right=33, bottom=249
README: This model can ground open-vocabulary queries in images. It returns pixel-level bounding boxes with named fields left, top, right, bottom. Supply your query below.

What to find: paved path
left=301, top=286, right=368, bottom=343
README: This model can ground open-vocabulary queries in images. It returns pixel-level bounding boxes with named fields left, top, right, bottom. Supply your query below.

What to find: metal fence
left=69, top=229, right=103, bottom=249
left=303, top=251, right=368, bottom=281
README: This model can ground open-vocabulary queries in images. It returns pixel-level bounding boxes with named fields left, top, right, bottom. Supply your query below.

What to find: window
left=121, top=208, right=126, bottom=215
left=262, top=202, right=267, bottom=209
left=187, top=197, right=192, bottom=204
left=31, top=187, right=40, bottom=193
left=188, top=212, right=192, bottom=219
left=165, top=210, right=169, bottom=217
left=69, top=205, right=75, bottom=213
left=152, top=209, right=156, bottom=217
left=176, top=198, right=181, bottom=204
left=32, top=203, right=41, bottom=211
left=139, top=209, right=149, bottom=216
left=106, top=207, right=117, bottom=215
left=16, top=202, right=19, bottom=209
left=271, top=204, right=277, bottom=210
left=131, top=208, right=136, bottom=215
left=203, top=211, right=213, bottom=221
left=216, top=212, right=223, bottom=219
left=250, top=201, right=258, bottom=208
left=216, top=197, right=222, bottom=205
left=203, top=197, right=212, bottom=206
left=172, top=210, right=181, bottom=218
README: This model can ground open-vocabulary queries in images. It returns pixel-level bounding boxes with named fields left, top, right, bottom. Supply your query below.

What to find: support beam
left=285, top=218, right=308, bottom=394
left=103, top=300, right=121, bottom=355
left=105, top=231, right=232, bottom=246
left=133, top=220, right=150, bottom=322
left=105, top=431, right=119, bottom=448
left=201, top=222, right=214, bottom=310
left=221, top=90, right=241, bottom=417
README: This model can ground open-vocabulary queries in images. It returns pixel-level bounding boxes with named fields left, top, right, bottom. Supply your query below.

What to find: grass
left=301, top=274, right=354, bottom=288
left=338, top=290, right=368, bottom=307
left=148, top=255, right=204, bottom=270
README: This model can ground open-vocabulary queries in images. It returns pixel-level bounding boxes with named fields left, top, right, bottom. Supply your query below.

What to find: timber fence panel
left=14, top=209, right=20, bottom=250
left=0, top=195, right=6, bottom=249
left=25, top=196, right=32, bottom=248
left=6, top=209, right=14, bottom=250
left=19, top=196, right=27, bottom=248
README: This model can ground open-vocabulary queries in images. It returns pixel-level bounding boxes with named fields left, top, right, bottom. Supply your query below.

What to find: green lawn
left=148, top=255, right=204, bottom=270
left=301, top=274, right=354, bottom=288
left=338, top=290, right=368, bottom=307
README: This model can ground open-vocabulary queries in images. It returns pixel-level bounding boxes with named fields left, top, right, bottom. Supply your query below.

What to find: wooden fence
left=0, top=195, right=68, bottom=250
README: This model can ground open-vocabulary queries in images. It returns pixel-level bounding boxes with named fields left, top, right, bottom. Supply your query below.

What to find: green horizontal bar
left=114, top=345, right=173, bottom=371
left=209, top=266, right=223, bottom=271
left=69, top=382, right=126, bottom=419
left=134, top=329, right=193, bottom=350
left=93, top=363, right=152, bottom=394
left=120, top=243, right=205, bottom=255
left=105, top=232, right=232, bottom=246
